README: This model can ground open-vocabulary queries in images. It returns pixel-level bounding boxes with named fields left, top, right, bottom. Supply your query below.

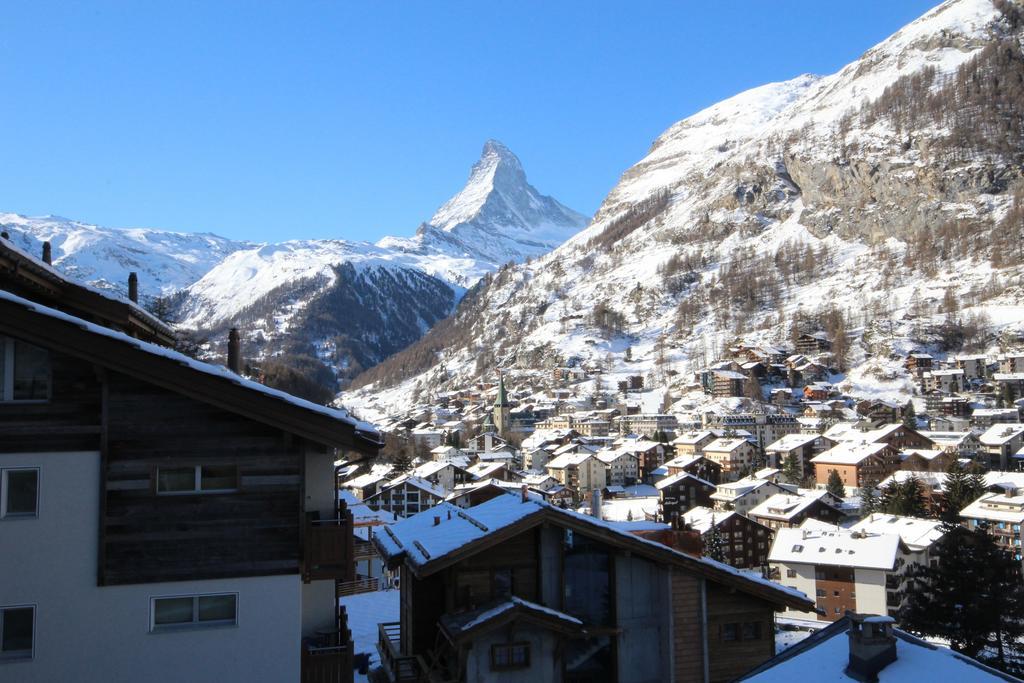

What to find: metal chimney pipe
left=591, top=489, right=603, bottom=520
left=42, top=241, right=52, bottom=264
left=127, top=272, right=139, bottom=303
left=227, top=328, right=241, bottom=374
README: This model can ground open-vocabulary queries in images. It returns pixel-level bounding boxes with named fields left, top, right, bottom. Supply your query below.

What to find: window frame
left=155, top=465, right=239, bottom=496
left=150, top=592, right=238, bottom=632
left=490, top=641, right=531, bottom=671
left=0, top=604, right=35, bottom=662
left=0, top=468, right=40, bottom=520
left=0, top=337, right=51, bottom=404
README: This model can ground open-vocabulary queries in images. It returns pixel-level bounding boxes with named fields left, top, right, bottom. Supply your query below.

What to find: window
left=816, top=589, right=826, bottom=598
left=151, top=594, right=237, bottom=631
left=0, top=606, right=34, bottom=660
left=0, top=338, right=50, bottom=402
left=491, top=642, right=530, bottom=670
left=722, top=623, right=739, bottom=641
left=493, top=568, right=513, bottom=598
left=742, top=622, right=762, bottom=640
left=1, top=469, right=38, bottom=519
left=786, top=569, right=797, bottom=578
left=156, top=466, right=237, bottom=494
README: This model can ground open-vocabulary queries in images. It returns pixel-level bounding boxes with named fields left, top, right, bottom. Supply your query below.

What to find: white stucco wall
left=0, top=450, right=301, bottom=683
left=854, top=568, right=888, bottom=617
left=774, top=561, right=817, bottom=621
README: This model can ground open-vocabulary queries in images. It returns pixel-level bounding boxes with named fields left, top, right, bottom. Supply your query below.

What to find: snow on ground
left=340, top=589, right=400, bottom=681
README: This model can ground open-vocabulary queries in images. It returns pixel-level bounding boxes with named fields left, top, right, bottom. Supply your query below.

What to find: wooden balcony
left=378, top=622, right=424, bottom=683
left=303, top=507, right=355, bottom=583
left=302, top=609, right=353, bottom=683
left=337, top=575, right=379, bottom=597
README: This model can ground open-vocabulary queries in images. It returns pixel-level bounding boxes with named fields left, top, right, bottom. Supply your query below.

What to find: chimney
left=42, top=241, right=52, bottom=264
left=591, top=489, right=603, bottom=521
left=128, top=272, right=139, bottom=303
left=521, top=484, right=529, bottom=503
left=846, top=613, right=897, bottom=681
left=433, top=515, right=441, bottom=527
left=0, top=231, right=9, bottom=240
left=227, top=328, right=241, bottom=374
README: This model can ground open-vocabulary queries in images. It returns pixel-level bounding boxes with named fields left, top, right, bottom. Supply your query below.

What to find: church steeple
left=493, top=371, right=511, bottom=439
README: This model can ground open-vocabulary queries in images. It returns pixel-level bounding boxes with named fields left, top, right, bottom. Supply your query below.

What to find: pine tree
left=826, top=469, right=846, bottom=499
left=782, top=453, right=802, bottom=485
left=859, top=481, right=880, bottom=517
left=942, top=460, right=987, bottom=522
left=705, top=515, right=727, bottom=564
left=902, top=400, right=917, bottom=429
left=901, top=522, right=1024, bottom=674
left=879, top=476, right=928, bottom=517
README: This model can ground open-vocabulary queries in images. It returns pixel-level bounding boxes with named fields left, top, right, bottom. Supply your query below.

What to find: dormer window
left=0, top=337, right=50, bottom=402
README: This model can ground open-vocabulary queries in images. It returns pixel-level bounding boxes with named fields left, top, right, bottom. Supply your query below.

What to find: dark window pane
left=493, top=569, right=512, bottom=598
left=12, top=342, right=49, bottom=400
left=154, top=597, right=194, bottom=625
left=0, top=338, right=6, bottom=398
left=158, top=468, right=196, bottom=493
left=1, top=607, right=33, bottom=653
left=723, top=623, right=739, bottom=641
left=200, top=466, right=237, bottom=491
left=5, top=470, right=38, bottom=516
left=198, top=595, right=236, bottom=623
left=743, top=622, right=762, bottom=640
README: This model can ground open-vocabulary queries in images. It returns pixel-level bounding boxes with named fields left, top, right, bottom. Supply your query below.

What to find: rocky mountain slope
left=346, top=0, right=1024, bottom=421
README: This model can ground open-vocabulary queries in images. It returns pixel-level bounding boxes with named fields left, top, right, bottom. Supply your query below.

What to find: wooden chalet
left=373, top=495, right=813, bottom=683
left=681, top=507, right=774, bottom=570
left=655, top=471, right=717, bottom=524
left=0, top=257, right=383, bottom=683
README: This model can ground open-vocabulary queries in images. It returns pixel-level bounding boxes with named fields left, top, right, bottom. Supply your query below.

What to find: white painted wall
left=0, top=450, right=301, bottom=683
left=854, top=568, right=888, bottom=617
left=773, top=561, right=817, bottom=621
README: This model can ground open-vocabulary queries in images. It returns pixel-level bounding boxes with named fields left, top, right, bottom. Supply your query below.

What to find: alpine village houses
left=0, top=235, right=383, bottom=683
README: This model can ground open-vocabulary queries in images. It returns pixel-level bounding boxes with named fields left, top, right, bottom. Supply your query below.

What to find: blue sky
left=0, top=0, right=938, bottom=243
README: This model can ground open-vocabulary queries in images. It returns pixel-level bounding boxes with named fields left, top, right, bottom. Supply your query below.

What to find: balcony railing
left=337, top=575, right=379, bottom=597
left=304, top=509, right=355, bottom=583
left=378, top=622, right=423, bottom=683
left=302, top=610, right=353, bottom=683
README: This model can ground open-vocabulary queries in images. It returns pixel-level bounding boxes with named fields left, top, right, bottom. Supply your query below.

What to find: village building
left=710, top=478, right=792, bottom=515
left=748, top=490, right=845, bottom=531
left=681, top=506, right=773, bottom=570
left=672, top=429, right=718, bottom=456
left=373, top=494, right=813, bottom=683
left=770, top=526, right=915, bottom=622
left=364, top=476, right=448, bottom=518
left=961, top=492, right=1024, bottom=564
left=921, top=368, right=965, bottom=394
left=710, top=369, right=747, bottom=398
left=904, top=352, right=934, bottom=375
left=993, top=372, right=1024, bottom=402
left=655, top=472, right=717, bottom=524
left=897, top=448, right=954, bottom=473
left=765, top=432, right=833, bottom=475
left=702, top=437, right=760, bottom=481
left=970, top=407, right=1021, bottom=428
left=0, top=248, right=383, bottom=683
left=702, top=413, right=801, bottom=449
left=978, top=423, right=1024, bottom=470
left=920, top=430, right=982, bottom=458
left=810, top=442, right=901, bottom=495
left=544, top=451, right=607, bottom=498
left=662, top=454, right=723, bottom=485
left=954, top=354, right=990, bottom=380
left=998, top=351, right=1024, bottom=374
left=614, top=412, right=679, bottom=438
left=795, top=332, right=832, bottom=356
left=595, top=447, right=640, bottom=487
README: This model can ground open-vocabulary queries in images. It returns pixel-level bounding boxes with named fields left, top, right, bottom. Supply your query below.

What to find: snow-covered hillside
left=0, top=213, right=248, bottom=300
left=346, top=0, right=1024, bottom=422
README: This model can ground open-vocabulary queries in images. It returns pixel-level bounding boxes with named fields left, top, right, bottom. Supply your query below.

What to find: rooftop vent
left=846, top=613, right=897, bottom=680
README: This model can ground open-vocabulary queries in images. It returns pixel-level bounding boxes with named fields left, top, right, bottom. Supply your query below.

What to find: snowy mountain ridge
left=345, top=0, right=1024, bottom=422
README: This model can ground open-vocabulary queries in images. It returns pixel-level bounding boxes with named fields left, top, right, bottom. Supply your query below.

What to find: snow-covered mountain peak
left=428, top=139, right=530, bottom=232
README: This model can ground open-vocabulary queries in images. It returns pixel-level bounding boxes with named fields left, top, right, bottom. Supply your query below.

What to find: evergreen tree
left=879, top=476, right=928, bottom=517
left=941, top=460, right=987, bottom=522
left=859, top=481, right=880, bottom=517
left=782, top=453, right=802, bottom=485
left=705, top=515, right=727, bottom=564
left=826, top=469, right=846, bottom=499
left=902, top=400, right=917, bottom=429
left=901, top=522, right=1024, bottom=674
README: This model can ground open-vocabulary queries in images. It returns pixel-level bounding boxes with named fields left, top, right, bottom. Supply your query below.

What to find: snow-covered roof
left=979, top=424, right=1024, bottom=446
left=382, top=475, right=447, bottom=499
left=0, top=289, right=382, bottom=447
left=439, top=596, right=583, bottom=642
left=749, top=491, right=837, bottom=522
left=850, top=513, right=944, bottom=552
left=769, top=527, right=902, bottom=570
left=739, top=614, right=1017, bottom=682
left=682, top=506, right=736, bottom=533
left=765, top=433, right=821, bottom=452
left=654, top=471, right=715, bottom=491
left=545, top=450, right=594, bottom=469
left=672, top=430, right=715, bottom=445
left=465, top=462, right=508, bottom=479
left=811, top=441, right=889, bottom=466
left=898, top=449, right=945, bottom=462
left=344, top=463, right=395, bottom=490
left=960, top=493, right=1024, bottom=524
left=374, top=494, right=812, bottom=609
left=703, top=437, right=751, bottom=453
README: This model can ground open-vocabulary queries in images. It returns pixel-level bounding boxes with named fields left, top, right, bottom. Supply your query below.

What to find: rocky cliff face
left=346, top=0, right=1024, bottom=421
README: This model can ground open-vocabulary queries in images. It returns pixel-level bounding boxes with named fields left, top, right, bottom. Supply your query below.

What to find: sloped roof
left=0, top=289, right=382, bottom=453
left=374, top=495, right=813, bottom=611
left=769, top=527, right=902, bottom=570
left=738, top=615, right=1019, bottom=682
